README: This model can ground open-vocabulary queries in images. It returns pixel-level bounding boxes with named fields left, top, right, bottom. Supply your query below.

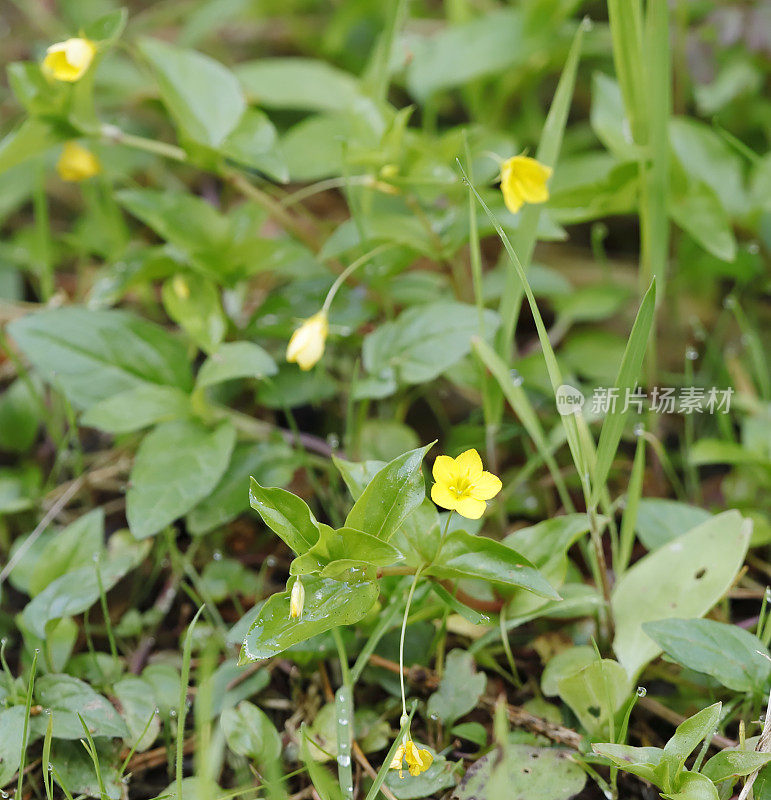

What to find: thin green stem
left=399, top=567, right=424, bottom=719
left=322, top=243, right=394, bottom=314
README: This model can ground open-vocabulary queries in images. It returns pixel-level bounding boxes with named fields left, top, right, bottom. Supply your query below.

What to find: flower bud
left=56, top=142, right=101, bottom=182
left=286, top=310, right=328, bottom=371
left=289, top=579, right=305, bottom=619
left=43, top=38, right=96, bottom=82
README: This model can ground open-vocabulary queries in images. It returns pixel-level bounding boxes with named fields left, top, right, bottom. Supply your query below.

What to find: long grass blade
left=590, top=279, right=656, bottom=507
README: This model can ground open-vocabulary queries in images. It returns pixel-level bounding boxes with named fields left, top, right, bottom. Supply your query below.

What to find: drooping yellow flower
left=42, top=38, right=96, bottom=82
left=289, top=579, right=305, bottom=619
left=390, top=738, right=433, bottom=778
left=500, top=155, right=552, bottom=215
left=56, top=142, right=101, bottom=182
left=286, top=310, right=328, bottom=371
left=431, top=448, right=502, bottom=520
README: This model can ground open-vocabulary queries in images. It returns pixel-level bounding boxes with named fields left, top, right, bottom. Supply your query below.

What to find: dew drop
left=337, top=754, right=351, bottom=768
left=266, top=555, right=278, bottom=568
left=169, top=708, right=177, bottom=717
left=429, top=712, right=439, bottom=721
left=326, top=433, right=340, bottom=450
left=510, top=370, right=523, bottom=387
left=748, top=242, right=760, bottom=255
left=685, top=346, right=698, bottom=361
left=213, top=551, right=222, bottom=561
left=636, top=686, right=647, bottom=697
left=723, top=296, right=736, bottom=309
left=338, top=717, right=349, bottom=726
left=633, top=423, right=645, bottom=437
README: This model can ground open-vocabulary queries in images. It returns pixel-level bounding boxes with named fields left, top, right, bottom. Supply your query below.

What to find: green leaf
left=22, top=549, right=137, bottom=638
left=290, top=524, right=403, bottom=576
left=702, top=750, right=771, bottom=784
left=249, top=478, right=320, bottom=555
left=345, top=444, right=432, bottom=541
left=541, top=645, right=597, bottom=697
left=126, top=420, right=236, bottom=539
left=138, top=38, right=246, bottom=148
left=454, top=743, right=586, bottom=800
left=236, top=58, right=361, bottom=111
left=332, top=456, right=385, bottom=501
left=363, top=303, right=499, bottom=387
left=426, top=649, right=486, bottom=726
left=406, top=9, right=554, bottom=100
left=590, top=73, right=639, bottom=161
left=0, top=377, right=42, bottom=452
left=113, top=676, right=161, bottom=752
left=187, top=441, right=295, bottom=536
left=83, top=8, right=128, bottom=42
left=161, top=273, right=226, bottom=353
left=0, top=707, right=26, bottom=785
left=426, top=530, right=560, bottom=599
left=8, top=307, right=192, bottom=411
left=642, top=618, right=770, bottom=693
left=36, top=675, right=128, bottom=739
left=557, top=658, right=630, bottom=737
left=50, top=739, right=122, bottom=799
left=666, top=766, right=718, bottom=799
left=670, top=179, right=736, bottom=262
left=612, top=510, right=752, bottom=679
left=28, top=508, right=104, bottom=595
left=81, top=385, right=191, bottom=434
left=635, top=499, right=711, bottom=550
left=590, top=278, right=656, bottom=506
left=196, top=341, right=278, bottom=388
left=240, top=573, right=379, bottom=661
left=221, top=109, right=287, bottom=182
left=220, top=701, right=281, bottom=762
left=663, top=703, right=722, bottom=775
left=0, top=118, right=64, bottom=174
left=592, top=743, right=663, bottom=784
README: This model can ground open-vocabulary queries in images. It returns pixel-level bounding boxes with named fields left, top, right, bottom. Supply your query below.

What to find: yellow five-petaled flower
left=500, top=155, right=552, bottom=215
left=42, top=38, right=96, bottom=83
left=286, top=310, right=328, bottom=371
left=390, top=738, right=433, bottom=778
left=431, top=448, right=502, bottom=520
left=56, top=142, right=101, bottom=182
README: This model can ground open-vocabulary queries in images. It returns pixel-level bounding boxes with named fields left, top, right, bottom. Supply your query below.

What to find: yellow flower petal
left=455, top=496, right=487, bottom=520
left=287, top=310, right=328, bottom=370
left=43, top=38, right=96, bottom=82
left=389, top=744, right=405, bottom=770
left=431, top=483, right=458, bottom=512
left=500, top=155, right=552, bottom=214
left=454, top=448, right=483, bottom=477
left=432, top=455, right=457, bottom=484
left=470, top=471, right=503, bottom=501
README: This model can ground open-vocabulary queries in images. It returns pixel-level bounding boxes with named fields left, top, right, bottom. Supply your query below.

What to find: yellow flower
left=500, top=155, right=552, bottom=215
left=42, top=38, right=96, bottom=82
left=56, top=142, right=101, bottom=182
left=286, top=310, right=328, bottom=371
left=289, top=579, right=305, bottom=619
left=431, top=448, right=502, bottom=520
left=390, top=738, right=433, bottom=778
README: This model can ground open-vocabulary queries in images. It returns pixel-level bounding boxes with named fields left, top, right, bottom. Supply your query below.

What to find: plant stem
left=399, top=567, right=423, bottom=719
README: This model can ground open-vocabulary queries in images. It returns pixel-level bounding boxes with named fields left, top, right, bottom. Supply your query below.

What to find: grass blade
left=590, top=279, right=656, bottom=508
left=498, top=18, right=588, bottom=360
